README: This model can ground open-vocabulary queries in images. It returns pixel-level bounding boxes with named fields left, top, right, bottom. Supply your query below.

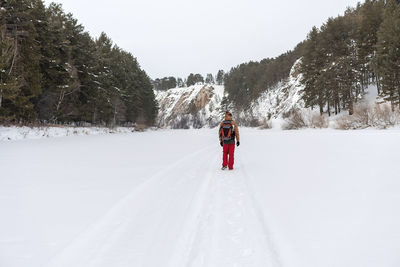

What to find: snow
left=363, top=84, right=379, bottom=103
left=155, top=84, right=225, bottom=128
left=154, top=60, right=306, bottom=128
left=154, top=61, right=392, bottom=131
left=1, top=128, right=400, bottom=267
left=0, top=126, right=137, bottom=141
left=241, top=58, right=305, bottom=120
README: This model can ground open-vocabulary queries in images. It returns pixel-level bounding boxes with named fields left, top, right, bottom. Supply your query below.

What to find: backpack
left=221, top=120, right=235, bottom=142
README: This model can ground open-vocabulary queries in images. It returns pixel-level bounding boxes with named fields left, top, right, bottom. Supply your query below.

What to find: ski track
left=45, top=145, right=282, bottom=267
left=240, top=162, right=284, bottom=267
left=172, top=160, right=283, bottom=267
left=44, top=145, right=215, bottom=267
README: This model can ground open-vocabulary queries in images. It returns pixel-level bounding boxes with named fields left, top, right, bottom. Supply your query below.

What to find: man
left=218, top=111, right=240, bottom=170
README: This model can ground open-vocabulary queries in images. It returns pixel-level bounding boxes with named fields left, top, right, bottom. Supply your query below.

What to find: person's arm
left=233, top=121, right=240, bottom=143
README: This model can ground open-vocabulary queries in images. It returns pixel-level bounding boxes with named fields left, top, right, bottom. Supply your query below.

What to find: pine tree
left=331, top=13, right=361, bottom=115
left=74, top=32, right=99, bottom=123
left=36, top=3, right=80, bottom=122
left=205, top=73, right=214, bottom=84
left=216, top=70, right=224, bottom=85
left=0, top=0, right=158, bottom=126
left=93, top=32, right=115, bottom=124
left=2, top=0, right=43, bottom=121
left=187, top=73, right=204, bottom=86
left=0, top=25, right=21, bottom=121
left=376, top=0, right=400, bottom=109
left=358, top=0, right=384, bottom=91
left=177, top=77, right=185, bottom=87
left=300, top=27, right=327, bottom=114
left=194, top=74, right=204, bottom=84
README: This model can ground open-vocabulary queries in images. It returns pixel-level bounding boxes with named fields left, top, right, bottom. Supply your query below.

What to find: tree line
left=152, top=70, right=225, bottom=91
left=0, top=0, right=158, bottom=126
left=223, top=0, right=400, bottom=115
left=301, top=0, right=400, bottom=115
left=224, top=43, right=305, bottom=109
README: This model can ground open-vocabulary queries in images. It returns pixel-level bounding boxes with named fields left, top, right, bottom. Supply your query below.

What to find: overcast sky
left=43, top=0, right=361, bottom=79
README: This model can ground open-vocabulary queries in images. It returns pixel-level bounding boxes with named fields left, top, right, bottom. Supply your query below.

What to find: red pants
left=222, top=143, right=235, bottom=170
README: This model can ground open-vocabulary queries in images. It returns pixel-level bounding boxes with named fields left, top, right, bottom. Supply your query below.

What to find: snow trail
left=180, top=165, right=282, bottom=267
left=168, top=154, right=283, bottom=267
left=45, top=145, right=216, bottom=267
left=44, top=143, right=282, bottom=267
left=240, top=164, right=284, bottom=267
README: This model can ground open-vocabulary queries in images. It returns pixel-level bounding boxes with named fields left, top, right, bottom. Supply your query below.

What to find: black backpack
left=221, top=120, right=235, bottom=142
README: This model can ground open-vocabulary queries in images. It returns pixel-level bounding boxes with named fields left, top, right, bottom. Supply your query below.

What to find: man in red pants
left=219, top=111, right=240, bottom=170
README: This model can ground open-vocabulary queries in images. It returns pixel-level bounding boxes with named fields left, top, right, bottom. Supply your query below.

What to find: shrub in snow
left=371, top=104, right=399, bottom=128
left=335, top=103, right=400, bottom=130
left=248, top=118, right=262, bottom=127
left=234, top=115, right=262, bottom=127
left=352, top=104, right=370, bottom=128
left=282, top=109, right=308, bottom=130
left=0, top=126, right=139, bottom=141
left=172, top=116, right=190, bottom=129
left=311, top=114, right=329, bottom=129
left=258, top=118, right=272, bottom=129
left=282, top=109, right=329, bottom=130
left=335, top=116, right=354, bottom=130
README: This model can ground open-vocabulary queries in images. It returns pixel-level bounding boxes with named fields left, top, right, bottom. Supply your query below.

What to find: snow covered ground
left=1, top=129, right=400, bottom=267
left=0, top=126, right=137, bottom=141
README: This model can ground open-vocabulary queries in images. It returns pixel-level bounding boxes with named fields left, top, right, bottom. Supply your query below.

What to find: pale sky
left=43, top=0, right=361, bottom=79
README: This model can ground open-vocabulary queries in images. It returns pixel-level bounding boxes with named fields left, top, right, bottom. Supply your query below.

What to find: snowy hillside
left=236, top=59, right=304, bottom=122
left=155, top=60, right=391, bottom=129
left=155, top=60, right=305, bottom=128
left=1, top=129, right=400, bottom=267
left=155, top=84, right=225, bottom=128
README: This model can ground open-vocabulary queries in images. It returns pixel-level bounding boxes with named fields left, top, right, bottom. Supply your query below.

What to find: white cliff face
left=155, top=60, right=305, bottom=128
left=235, top=58, right=305, bottom=124
left=155, top=84, right=225, bottom=129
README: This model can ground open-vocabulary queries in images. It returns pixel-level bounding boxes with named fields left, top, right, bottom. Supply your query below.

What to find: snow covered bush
left=282, top=109, right=329, bottom=130
left=311, top=114, right=329, bottom=128
left=171, top=116, right=190, bottom=129
left=258, top=118, right=272, bottom=129
left=0, top=125, right=139, bottom=141
left=335, top=103, right=400, bottom=130
left=282, top=109, right=308, bottom=130
left=371, top=104, right=399, bottom=128
left=353, top=104, right=370, bottom=127
left=335, top=116, right=355, bottom=130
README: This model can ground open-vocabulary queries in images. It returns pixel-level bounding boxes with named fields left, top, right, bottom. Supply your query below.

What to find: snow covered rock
left=235, top=59, right=305, bottom=125
left=155, top=84, right=225, bottom=129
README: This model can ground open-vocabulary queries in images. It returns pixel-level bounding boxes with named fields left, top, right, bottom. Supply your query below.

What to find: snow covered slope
left=236, top=59, right=305, bottom=122
left=1, top=129, right=400, bottom=267
left=155, top=60, right=305, bottom=128
left=155, top=84, right=225, bottom=129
